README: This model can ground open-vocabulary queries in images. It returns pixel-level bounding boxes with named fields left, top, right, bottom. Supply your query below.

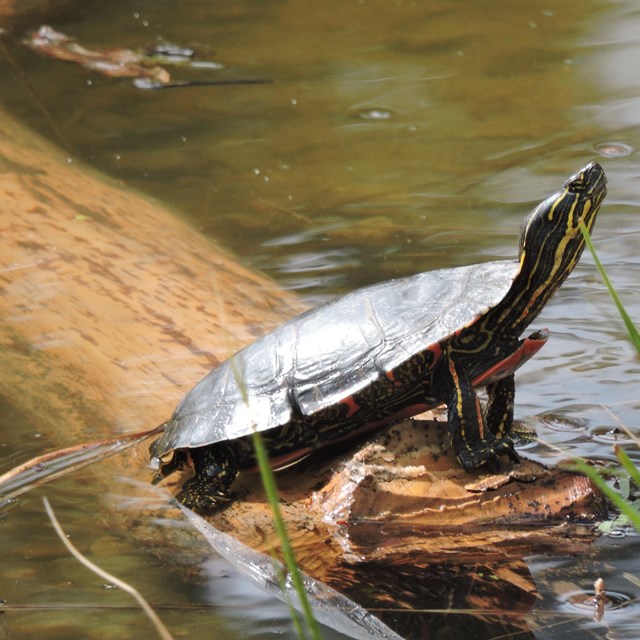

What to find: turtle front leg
left=435, top=355, right=518, bottom=471
left=176, top=443, right=239, bottom=513
left=485, top=373, right=516, bottom=438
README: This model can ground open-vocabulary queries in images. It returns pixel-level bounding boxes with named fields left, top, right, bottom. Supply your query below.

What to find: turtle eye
left=562, top=161, right=605, bottom=195
left=563, top=172, right=588, bottom=194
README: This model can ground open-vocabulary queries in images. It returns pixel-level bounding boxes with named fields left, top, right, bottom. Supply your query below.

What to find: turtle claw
left=457, top=436, right=519, bottom=472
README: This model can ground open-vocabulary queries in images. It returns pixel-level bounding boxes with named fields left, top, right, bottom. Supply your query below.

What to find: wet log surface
left=0, top=104, right=605, bottom=637
left=197, top=420, right=604, bottom=568
left=172, top=418, right=604, bottom=635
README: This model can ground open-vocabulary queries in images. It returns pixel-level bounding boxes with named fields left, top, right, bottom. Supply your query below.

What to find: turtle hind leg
left=176, top=443, right=239, bottom=513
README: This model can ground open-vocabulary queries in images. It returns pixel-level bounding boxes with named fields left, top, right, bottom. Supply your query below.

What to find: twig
left=42, top=497, right=174, bottom=640
left=0, top=425, right=164, bottom=503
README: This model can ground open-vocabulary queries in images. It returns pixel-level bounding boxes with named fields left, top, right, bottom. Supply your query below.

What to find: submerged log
left=0, top=107, right=307, bottom=436
left=0, top=102, right=305, bottom=557
left=0, top=103, right=605, bottom=636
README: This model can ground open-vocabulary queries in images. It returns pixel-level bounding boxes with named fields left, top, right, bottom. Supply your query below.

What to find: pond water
left=1, top=0, right=640, bottom=638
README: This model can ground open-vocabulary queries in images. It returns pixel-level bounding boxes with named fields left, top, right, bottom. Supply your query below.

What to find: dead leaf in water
left=25, top=25, right=171, bottom=84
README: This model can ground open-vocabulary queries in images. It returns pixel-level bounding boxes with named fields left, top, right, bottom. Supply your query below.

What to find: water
left=1, top=0, right=640, bottom=638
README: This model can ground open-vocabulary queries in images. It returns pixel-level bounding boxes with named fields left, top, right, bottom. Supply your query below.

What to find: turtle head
left=519, top=161, right=607, bottom=261
left=520, top=162, right=606, bottom=283
left=511, top=162, right=607, bottom=327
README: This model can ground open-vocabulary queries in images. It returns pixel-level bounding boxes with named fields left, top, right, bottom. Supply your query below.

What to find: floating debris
left=25, top=25, right=171, bottom=84
left=591, top=577, right=608, bottom=622
left=24, top=25, right=271, bottom=90
left=143, top=42, right=197, bottom=61
left=595, top=142, right=633, bottom=158
left=570, top=576, right=613, bottom=622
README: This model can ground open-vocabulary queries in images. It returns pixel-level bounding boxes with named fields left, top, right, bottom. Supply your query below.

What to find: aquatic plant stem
left=251, top=429, right=322, bottom=640
left=576, top=222, right=640, bottom=531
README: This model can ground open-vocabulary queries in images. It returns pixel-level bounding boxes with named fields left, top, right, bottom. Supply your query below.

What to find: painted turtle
left=150, top=162, right=607, bottom=512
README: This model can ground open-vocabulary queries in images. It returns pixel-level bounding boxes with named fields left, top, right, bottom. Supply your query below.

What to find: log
left=0, top=102, right=306, bottom=557
left=184, top=419, right=604, bottom=634
left=0, top=106, right=307, bottom=435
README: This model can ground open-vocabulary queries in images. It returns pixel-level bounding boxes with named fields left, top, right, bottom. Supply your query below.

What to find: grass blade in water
left=579, top=221, right=640, bottom=354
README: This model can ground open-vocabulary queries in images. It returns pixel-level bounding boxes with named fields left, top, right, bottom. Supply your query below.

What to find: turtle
left=150, top=161, right=607, bottom=512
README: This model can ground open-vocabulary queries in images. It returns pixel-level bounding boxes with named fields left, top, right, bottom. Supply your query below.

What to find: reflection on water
left=1, top=0, right=640, bottom=638
left=529, top=537, right=640, bottom=640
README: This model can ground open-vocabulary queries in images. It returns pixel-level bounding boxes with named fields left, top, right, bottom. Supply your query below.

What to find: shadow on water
left=1, top=0, right=640, bottom=638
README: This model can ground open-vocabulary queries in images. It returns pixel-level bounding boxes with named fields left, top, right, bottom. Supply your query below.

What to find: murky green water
left=2, top=0, right=640, bottom=638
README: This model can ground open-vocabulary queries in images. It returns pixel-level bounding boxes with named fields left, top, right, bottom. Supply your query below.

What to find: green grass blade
left=579, top=221, right=640, bottom=355
left=614, top=444, right=640, bottom=486
left=576, top=226, right=640, bottom=533
left=251, top=429, right=322, bottom=640
left=570, top=458, right=640, bottom=531
left=230, top=357, right=322, bottom=640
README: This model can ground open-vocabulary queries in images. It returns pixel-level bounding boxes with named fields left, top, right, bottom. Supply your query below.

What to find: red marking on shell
left=473, top=332, right=548, bottom=387
left=340, top=395, right=361, bottom=418
left=428, top=341, right=443, bottom=367
left=246, top=447, right=314, bottom=473
left=246, top=403, right=434, bottom=475
left=239, top=334, right=549, bottom=476
left=386, top=371, right=403, bottom=388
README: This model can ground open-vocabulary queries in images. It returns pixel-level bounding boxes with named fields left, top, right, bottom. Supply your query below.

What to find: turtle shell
left=150, top=259, right=520, bottom=459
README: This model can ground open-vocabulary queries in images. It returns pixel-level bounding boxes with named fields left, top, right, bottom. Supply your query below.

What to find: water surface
left=1, top=0, right=640, bottom=638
